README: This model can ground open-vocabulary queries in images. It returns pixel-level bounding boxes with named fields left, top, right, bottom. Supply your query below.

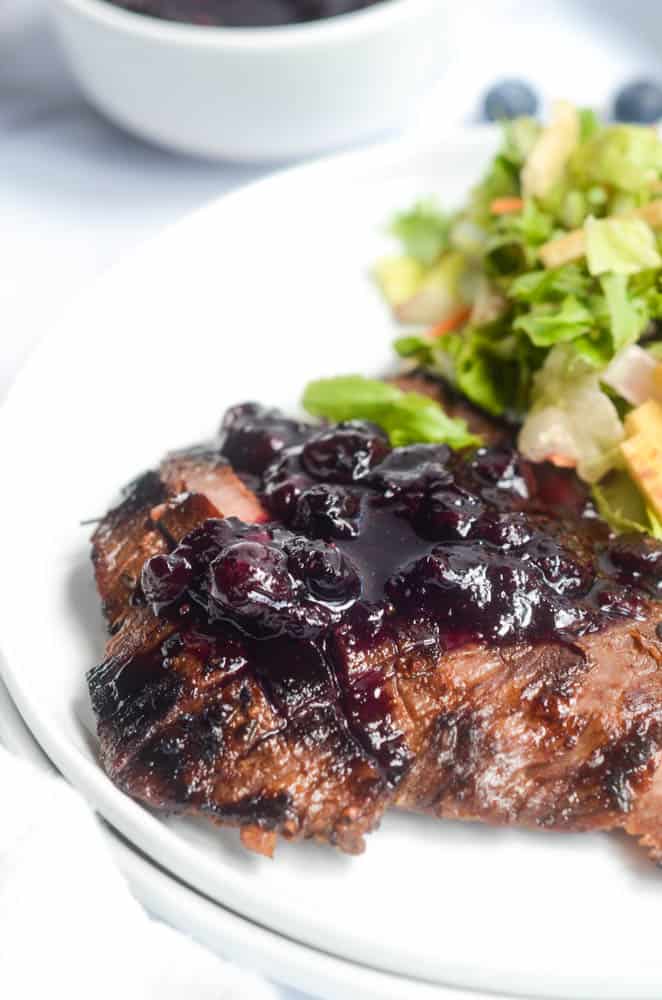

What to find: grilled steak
left=88, top=403, right=662, bottom=858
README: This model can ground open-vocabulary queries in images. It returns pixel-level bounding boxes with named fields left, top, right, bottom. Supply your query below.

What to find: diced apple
left=373, top=256, right=425, bottom=308
left=395, top=252, right=466, bottom=326
left=621, top=400, right=662, bottom=518
left=624, top=399, right=662, bottom=438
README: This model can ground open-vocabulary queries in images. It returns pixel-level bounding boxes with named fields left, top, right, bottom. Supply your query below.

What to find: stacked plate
left=0, top=130, right=659, bottom=1000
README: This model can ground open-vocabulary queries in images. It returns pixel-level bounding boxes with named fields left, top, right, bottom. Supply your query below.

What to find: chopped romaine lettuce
left=599, top=273, right=649, bottom=352
left=570, top=124, right=662, bottom=193
left=592, top=470, right=662, bottom=539
left=585, top=217, right=661, bottom=276
left=390, top=199, right=451, bottom=266
left=501, top=116, right=542, bottom=166
left=578, top=108, right=600, bottom=142
left=513, top=294, right=593, bottom=347
left=508, top=263, right=592, bottom=304
left=518, top=345, right=625, bottom=481
left=302, top=376, right=481, bottom=450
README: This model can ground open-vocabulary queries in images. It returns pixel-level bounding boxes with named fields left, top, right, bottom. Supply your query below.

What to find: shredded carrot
left=427, top=305, right=472, bottom=338
left=490, top=196, right=524, bottom=215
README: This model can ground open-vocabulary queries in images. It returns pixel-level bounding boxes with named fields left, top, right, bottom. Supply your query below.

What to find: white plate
left=0, top=130, right=660, bottom=1000
left=0, top=675, right=501, bottom=1000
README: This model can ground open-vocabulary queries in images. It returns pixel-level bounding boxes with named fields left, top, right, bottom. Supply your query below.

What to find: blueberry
left=525, top=536, right=594, bottom=597
left=209, top=541, right=294, bottom=620
left=605, top=534, right=662, bottom=593
left=301, top=421, right=389, bottom=484
left=416, top=485, right=485, bottom=541
left=476, top=512, right=533, bottom=549
left=482, top=80, right=538, bottom=122
left=262, top=449, right=313, bottom=520
left=141, top=547, right=194, bottom=611
left=286, top=537, right=360, bottom=604
left=466, top=447, right=528, bottom=494
left=592, top=581, right=647, bottom=621
left=184, top=518, right=242, bottom=568
left=613, top=80, right=662, bottom=124
left=292, top=484, right=362, bottom=540
left=370, top=444, right=451, bottom=496
left=219, top=402, right=310, bottom=477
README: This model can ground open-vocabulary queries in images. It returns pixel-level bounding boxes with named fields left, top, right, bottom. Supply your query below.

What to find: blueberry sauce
left=138, top=406, right=662, bottom=784
left=107, top=0, right=383, bottom=28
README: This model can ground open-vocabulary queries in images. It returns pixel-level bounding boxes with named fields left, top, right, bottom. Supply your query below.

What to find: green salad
left=369, top=102, right=662, bottom=539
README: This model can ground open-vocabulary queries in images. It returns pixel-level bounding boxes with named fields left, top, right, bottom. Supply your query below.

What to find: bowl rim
left=52, top=0, right=438, bottom=49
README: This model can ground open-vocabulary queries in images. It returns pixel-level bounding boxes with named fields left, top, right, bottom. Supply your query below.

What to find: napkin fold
left=0, top=747, right=278, bottom=1000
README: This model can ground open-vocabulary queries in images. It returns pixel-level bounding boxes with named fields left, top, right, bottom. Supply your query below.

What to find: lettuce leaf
left=599, top=272, right=649, bottom=352
left=513, top=294, right=593, bottom=347
left=585, top=216, right=662, bottom=276
left=470, top=155, right=520, bottom=223
left=302, top=375, right=481, bottom=450
left=592, top=469, right=662, bottom=538
left=571, top=124, right=662, bottom=193
left=501, top=117, right=542, bottom=166
left=390, top=200, right=451, bottom=266
left=438, top=323, right=539, bottom=417
left=508, top=263, right=593, bottom=304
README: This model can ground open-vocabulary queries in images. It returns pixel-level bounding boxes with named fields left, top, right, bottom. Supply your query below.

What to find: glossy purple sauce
left=143, top=406, right=662, bottom=646
left=137, top=404, right=662, bottom=783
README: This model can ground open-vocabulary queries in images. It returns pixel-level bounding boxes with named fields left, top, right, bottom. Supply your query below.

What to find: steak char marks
left=89, top=399, right=662, bottom=858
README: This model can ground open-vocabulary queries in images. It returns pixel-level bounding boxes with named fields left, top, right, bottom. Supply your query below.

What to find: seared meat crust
left=89, top=443, right=662, bottom=858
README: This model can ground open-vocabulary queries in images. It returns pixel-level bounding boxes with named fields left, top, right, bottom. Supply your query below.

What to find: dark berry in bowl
left=109, top=0, right=383, bottom=27
left=482, top=80, right=538, bottom=122
left=613, top=80, right=662, bottom=124
left=301, top=421, right=389, bottom=484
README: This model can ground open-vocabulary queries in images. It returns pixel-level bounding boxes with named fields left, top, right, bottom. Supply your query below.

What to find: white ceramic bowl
left=50, top=0, right=451, bottom=162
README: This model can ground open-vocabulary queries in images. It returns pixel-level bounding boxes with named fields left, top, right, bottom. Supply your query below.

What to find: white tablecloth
left=1, top=2, right=661, bottom=997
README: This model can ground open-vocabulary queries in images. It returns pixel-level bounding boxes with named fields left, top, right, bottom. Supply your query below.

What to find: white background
left=2, top=1, right=662, bottom=997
